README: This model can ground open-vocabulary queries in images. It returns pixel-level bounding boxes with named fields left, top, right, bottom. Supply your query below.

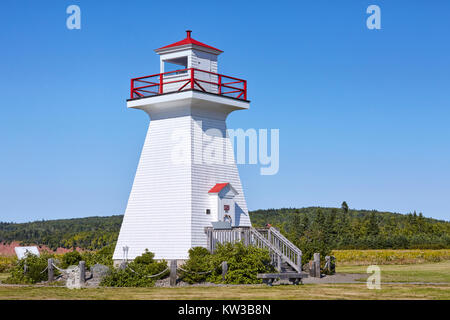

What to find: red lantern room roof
left=156, top=30, right=223, bottom=53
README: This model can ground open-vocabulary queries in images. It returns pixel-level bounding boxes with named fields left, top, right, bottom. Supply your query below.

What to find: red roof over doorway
left=208, top=183, right=229, bottom=193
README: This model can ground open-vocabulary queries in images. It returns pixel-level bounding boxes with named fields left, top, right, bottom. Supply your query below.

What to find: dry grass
left=0, top=273, right=9, bottom=283
left=332, top=249, right=450, bottom=266
left=0, top=283, right=448, bottom=300
left=2, top=252, right=449, bottom=300
left=0, top=256, right=16, bottom=273
left=337, top=260, right=450, bottom=283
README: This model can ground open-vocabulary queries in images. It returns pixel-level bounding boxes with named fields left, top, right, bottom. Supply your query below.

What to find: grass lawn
left=337, top=260, right=450, bottom=283
left=1, top=261, right=449, bottom=300
left=0, top=283, right=449, bottom=300
left=0, top=273, right=9, bottom=283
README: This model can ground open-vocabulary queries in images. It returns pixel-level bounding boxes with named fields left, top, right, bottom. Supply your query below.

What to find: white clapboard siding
left=190, top=111, right=251, bottom=249
left=113, top=105, right=251, bottom=261
left=191, top=50, right=218, bottom=93
left=113, top=115, right=192, bottom=260
left=162, top=73, right=190, bottom=93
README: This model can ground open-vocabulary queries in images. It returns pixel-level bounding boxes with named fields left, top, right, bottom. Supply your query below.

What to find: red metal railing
left=130, top=68, right=247, bottom=100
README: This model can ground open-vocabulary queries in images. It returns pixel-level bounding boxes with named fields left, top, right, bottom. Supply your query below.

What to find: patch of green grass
left=1, top=261, right=448, bottom=300
left=0, top=283, right=448, bottom=300
left=0, top=273, right=10, bottom=283
left=337, top=260, right=450, bottom=283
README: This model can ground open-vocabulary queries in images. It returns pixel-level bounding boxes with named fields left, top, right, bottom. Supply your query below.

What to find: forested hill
left=251, top=207, right=450, bottom=249
left=0, top=216, right=123, bottom=250
left=0, top=207, right=449, bottom=251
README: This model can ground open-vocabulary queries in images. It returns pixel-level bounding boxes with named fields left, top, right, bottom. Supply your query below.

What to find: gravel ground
left=154, top=278, right=240, bottom=287
left=302, top=273, right=367, bottom=284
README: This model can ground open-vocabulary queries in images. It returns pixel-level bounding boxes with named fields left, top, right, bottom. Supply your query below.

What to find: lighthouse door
left=195, top=59, right=213, bottom=93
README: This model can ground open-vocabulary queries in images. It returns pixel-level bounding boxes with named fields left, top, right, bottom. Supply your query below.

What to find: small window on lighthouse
left=206, top=209, right=211, bottom=215
left=164, top=56, right=188, bottom=75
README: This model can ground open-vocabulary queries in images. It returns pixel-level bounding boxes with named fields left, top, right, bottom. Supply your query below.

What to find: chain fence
left=128, top=266, right=169, bottom=278
left=177, top=266, right=213, bottom=275
left=37, top=260, right=223, bottom=280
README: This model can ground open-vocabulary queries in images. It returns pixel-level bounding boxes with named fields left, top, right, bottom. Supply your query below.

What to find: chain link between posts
left=177, top=266, right=213, bottom=275
left=52, top=263, right=70, bottom=274
left=128, top=266, right=170, bottom=278
left=41, top=261, right=217, bottom=278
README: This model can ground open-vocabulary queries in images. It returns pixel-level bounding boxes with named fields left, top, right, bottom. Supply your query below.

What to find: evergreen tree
left=366, top=212, right=380, bottom=237
left=341, top=201, right=349, bottom=214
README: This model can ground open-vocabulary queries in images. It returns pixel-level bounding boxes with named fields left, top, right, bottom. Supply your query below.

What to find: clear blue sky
left=1, top=1, right=449, bottom=222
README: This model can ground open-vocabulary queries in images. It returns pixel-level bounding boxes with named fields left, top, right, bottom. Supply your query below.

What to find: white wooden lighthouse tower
left=113, top=31, right=252, bottom=262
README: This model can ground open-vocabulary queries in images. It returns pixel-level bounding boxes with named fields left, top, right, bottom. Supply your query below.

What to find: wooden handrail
left=205, top=226, right=302, bottom=273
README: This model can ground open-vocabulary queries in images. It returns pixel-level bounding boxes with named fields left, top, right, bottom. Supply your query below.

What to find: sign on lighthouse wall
left=113, top=31, right=251, bottom=262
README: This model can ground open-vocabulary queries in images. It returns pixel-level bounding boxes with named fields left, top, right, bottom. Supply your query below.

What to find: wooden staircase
left=205, top=226, right=302, bottom=273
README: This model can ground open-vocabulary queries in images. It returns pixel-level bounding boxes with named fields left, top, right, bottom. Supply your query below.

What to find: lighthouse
left=113, top=31, right=251, bottom=262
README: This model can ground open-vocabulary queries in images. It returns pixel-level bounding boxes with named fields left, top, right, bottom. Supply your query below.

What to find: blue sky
left=1, top=0, right=449, bottom=222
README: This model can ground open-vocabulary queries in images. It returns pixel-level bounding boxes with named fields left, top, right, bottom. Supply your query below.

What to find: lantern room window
left=163, top=56, right=188, bottom=75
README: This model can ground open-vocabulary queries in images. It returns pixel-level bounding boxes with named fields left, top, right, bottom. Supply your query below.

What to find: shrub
left=61, top=250, right=82, bottom=268
left=206, top=242, right=275, bottom=284
left=179, top=247, right=213, bottom=284
left=4, top=252, right=57, bottom=284
left=100, top=249, right=168, bottom=287
left=81, top=242, right=115, bottom=268
left=0, top=256, right=16, bottom=273
left=296, top=238, right=331, bottom=266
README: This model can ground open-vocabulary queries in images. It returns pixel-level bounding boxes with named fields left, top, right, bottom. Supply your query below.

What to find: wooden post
left=325, top=256, right=331, bottom=273
left=314, top=253, right=321, bottom=278
left=297, top=253, right=302, bottom=273
left=309, top=261, right=315, bottom=277
left=79, top=261, right=86, bottom=284
left=330, top=256, right=336, bottom=273
left=211, top=229, right=215, bottom=253
left=221, top=261, right=228, bottom=281
left=210, top=229, right=214, bottom=251
left=206, top=229, right=211, bottom=252
left=169, top=260, right=177, bottom=286
left=277, top=254, right=282, bottom=272
left=48, top=258, right=54, bottom=282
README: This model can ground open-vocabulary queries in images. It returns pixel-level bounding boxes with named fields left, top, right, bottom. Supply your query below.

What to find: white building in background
left=14, top=246, right=40, bottom=259
left=113, top=31, right=251, bottom=262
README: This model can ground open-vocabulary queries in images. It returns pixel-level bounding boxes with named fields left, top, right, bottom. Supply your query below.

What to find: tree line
left=0, top=215, right=123, bottom=250
left=251, top=203, right=450, bottom=261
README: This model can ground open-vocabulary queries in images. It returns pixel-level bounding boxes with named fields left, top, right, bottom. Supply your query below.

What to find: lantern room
left=129, top=30, right=247, bottom=101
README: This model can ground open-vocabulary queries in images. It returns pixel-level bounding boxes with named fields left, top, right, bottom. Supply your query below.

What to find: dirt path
left=303, top=273, right=367, bottom=284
